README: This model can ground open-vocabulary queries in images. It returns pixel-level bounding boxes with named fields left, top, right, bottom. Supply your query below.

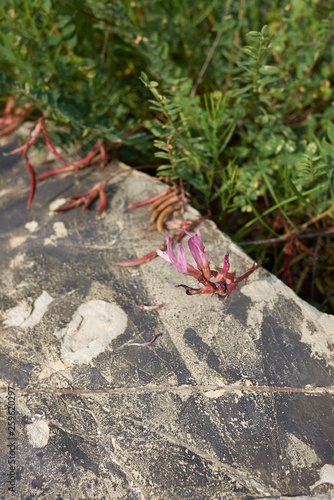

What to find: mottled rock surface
left=0, top=128, right=333, bottom=499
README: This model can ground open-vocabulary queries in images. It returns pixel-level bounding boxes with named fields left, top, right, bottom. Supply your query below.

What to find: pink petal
left=176, top=244, right=188, bottom=273
left=193, top=228, right=205, bottom=251
left=156, top=249, right=172, bottom=263
left=222, top=251, right=230, bottom=273
left=215, top=252, right=231, bottom=282
left=166, top=234, right=177, bottom=265
left=188, top=237, right=209, bottom=271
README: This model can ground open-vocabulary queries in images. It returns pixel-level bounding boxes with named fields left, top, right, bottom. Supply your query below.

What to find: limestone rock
left=0, top=130, right=333, bottom=499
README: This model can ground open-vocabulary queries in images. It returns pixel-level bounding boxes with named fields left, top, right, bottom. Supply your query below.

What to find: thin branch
left=238, top=228, right=334, bottom=247
left=224, top=0, right=246, bottom=90
left=301, top=204, right=334, bottom=230
left=100, top=15, right=113, bottom=66
left=190, top=32, right=222, bottom=97
left=190, top=3, right=232, bottom=97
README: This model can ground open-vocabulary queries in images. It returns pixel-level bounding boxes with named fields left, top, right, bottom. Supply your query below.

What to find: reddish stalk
left=125, top=188, right=172, bottom=210
left=7, top=119, right=43, bottom=155
left=115, top=213, right=211, bottom=267
left=53, top=171, right=126, bottom=215
left=41, top=122, right=69, bottom=163
left=25, top=157, right=36, bottom=209
left=98, top=188, right=107, bottom=214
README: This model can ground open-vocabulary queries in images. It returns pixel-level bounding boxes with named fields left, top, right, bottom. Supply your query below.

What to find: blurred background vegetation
left=0, top=0, right=333, bottom=311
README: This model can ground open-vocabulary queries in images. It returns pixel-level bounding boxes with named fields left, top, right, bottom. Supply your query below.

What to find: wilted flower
left=184, top=228, right=211, bottom=279
left=157, top=234, right=201, bottom=278
left=215, top=251, right=230, bottom=282
left=157, top=230, right=261, bottom=300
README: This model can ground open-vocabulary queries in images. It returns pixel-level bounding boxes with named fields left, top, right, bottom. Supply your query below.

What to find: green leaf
left=246, top=31, right=261, bottom=39
left=327, top=122, right=334, bottom=144
left=261, top=25, right=269, bottom=36
left=259, top=66, right=280, bottom=75
left=321, top=138, right=334, bottom=159
left=66, top=34, right=78, bottom=50
left=44, top=35, right=60, bottom=47
left=54, top=16, right=72, bottom=29
left=61, top=24, right=76, bottom=40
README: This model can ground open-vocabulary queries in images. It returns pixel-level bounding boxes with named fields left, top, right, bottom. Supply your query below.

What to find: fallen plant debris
left=29, top=127, right=110, bottom=212
left=115, top=213, right=210, bottom=267
left=125, top=182, right=188, bottom=233
left=139, top=304, right=165, bottom=311
left=157, top=228, right=261, bottom=300
left=53, top=169, right=128, bottom=215
left=54, top=179, right=108, bottom=215
left=0, top=95, right=34, bottom=137
left=1, top=98, right=118, bottom=212
left=129, top=333, right=163, bottom=347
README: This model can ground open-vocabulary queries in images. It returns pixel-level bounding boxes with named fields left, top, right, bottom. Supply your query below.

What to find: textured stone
left=0, top=128, right=333, bottom=499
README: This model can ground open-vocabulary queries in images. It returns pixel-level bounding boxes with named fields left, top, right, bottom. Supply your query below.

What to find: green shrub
left=1, top=0, right=333, bottom=310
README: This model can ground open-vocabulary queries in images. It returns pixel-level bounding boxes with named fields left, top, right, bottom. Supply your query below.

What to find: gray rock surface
left=0, top=128, right=334, bottom=499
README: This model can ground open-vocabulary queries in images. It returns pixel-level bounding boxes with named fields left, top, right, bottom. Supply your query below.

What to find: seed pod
left=157, top=204, right=181, bottom=233
left=125, top=188, right=171, bottom=210
left=155, top=194, right=180, bottom=213
left=148, top=189, right=178, bottom=211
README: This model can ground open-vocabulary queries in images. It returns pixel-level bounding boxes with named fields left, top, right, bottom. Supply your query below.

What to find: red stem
left=8, top=120, right=43, bottom=155
left=26, top=158, right=36, bottom=208
left=125, top=188, right=172, bottom=210
left=98, top=189, right=107, bottom=214
left=54, top=200, right=82, bottom=212
left=115, top=248, right=164, bottom=266
left=38, top=164, right=75, bottom=180
left=41, top=123, right=69, bottom=163
left=81, top=194, right=98, bottom=211
left=76, top=141, right=101, bottom=169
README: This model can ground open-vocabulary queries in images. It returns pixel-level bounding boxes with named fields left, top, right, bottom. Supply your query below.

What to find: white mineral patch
left=38, top=359, right=67, bottom=380
left=3, top=299, right=32, bottom=327
left=242, top=274, right=334, bottom=367
left=204, top=389, right=226, bottom=399
left=9, top=235, right=27, bottom=249
left=49, top=198, right=67, bottom=212
left=300, top=311, right=334, bottom=368
left=310, top=464, right=334, bottom=491
left=43, top=237, right=54, bottom=246
left=25, top=220, right=39, bottom=233
left=0, top=188, right=10, bottom=198
left=22, top=291, right=54, bottom=328
left=53, top=221, right=67, bottom=238
left=44, top=221, right=68, bottom=246
left=245, top=305, right=263, bottom=332
left=9, top=252, right=25, bottom=269
left=240, top=273, right=285, bottom=303
left=285, top=433, right=319, bottom=469
left=60, top=300, right=128, bottom=366
left=3, top=291, right=54, bottom=328
left=26, top=420, right=49, bottom=448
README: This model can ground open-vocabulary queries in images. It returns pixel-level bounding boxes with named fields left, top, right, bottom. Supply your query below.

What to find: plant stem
left=22, top=0, right=41, bottom=43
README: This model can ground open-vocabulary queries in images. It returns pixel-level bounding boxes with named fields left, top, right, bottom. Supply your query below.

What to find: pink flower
left=157, top=229, right=260, bottom=301
left=157, top=235, right=201, bottom=278
left=215, top=251, right=231, bottom=282
left=184, top=228, right=211, bottom=279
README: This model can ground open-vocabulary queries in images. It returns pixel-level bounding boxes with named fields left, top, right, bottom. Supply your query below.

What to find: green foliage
left=1, top=0, right=334, bottom=309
